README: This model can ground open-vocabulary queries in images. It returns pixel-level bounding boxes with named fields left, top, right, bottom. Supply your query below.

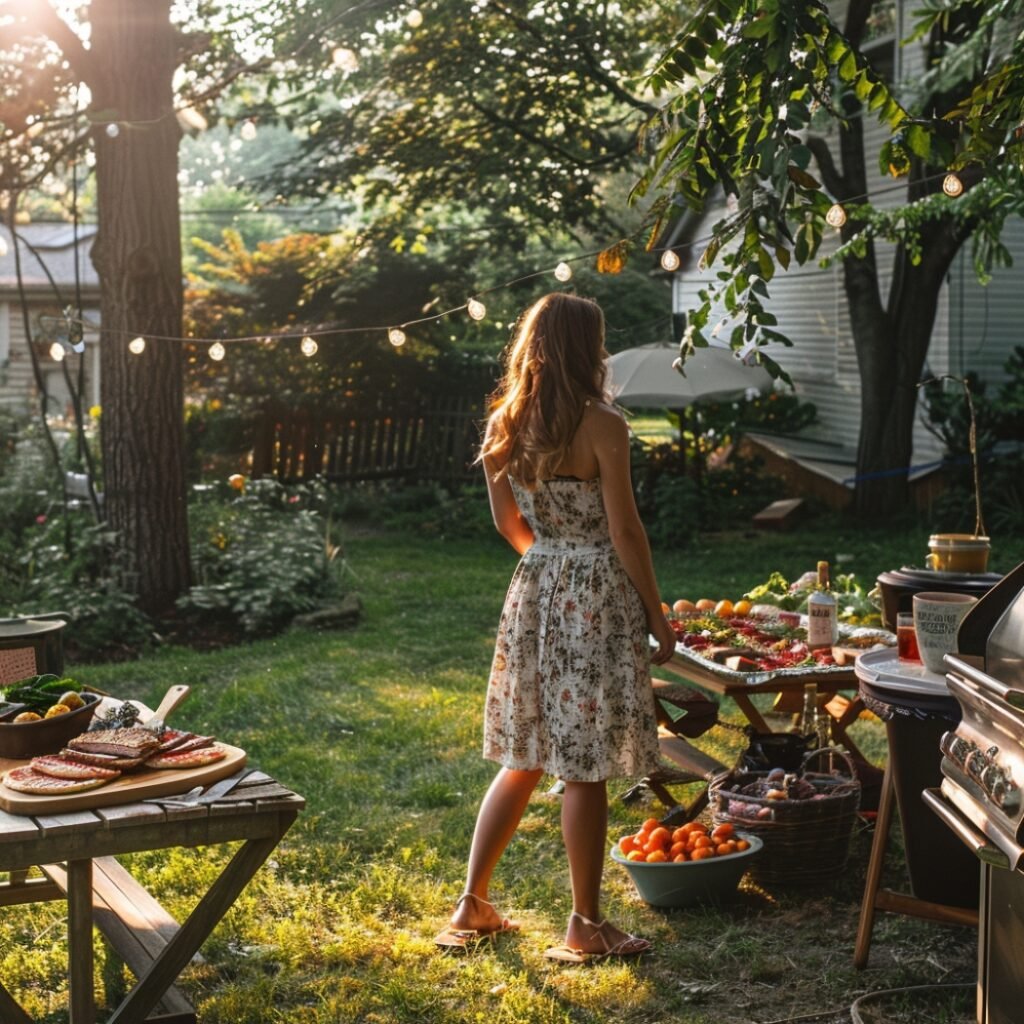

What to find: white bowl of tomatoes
left=610, top=818, right=763, bottom=908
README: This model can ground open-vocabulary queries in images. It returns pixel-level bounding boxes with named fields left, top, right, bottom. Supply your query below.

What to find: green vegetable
left=0, top=674, right=83, bottom=713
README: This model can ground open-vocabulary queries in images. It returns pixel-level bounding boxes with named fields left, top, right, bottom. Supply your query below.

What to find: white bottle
left=807, top=560, right=838, bottom=650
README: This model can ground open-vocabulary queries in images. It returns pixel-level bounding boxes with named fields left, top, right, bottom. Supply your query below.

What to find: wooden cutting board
left=0, top=743, right=247, bottom=815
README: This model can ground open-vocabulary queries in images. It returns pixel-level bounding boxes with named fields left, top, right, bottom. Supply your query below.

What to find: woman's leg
left=560, top=779, right=650, bottom=954
left=450, top=766, right=543, bottom=930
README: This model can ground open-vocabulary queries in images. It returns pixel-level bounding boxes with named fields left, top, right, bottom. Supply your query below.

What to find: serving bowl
left=0, top=693, right=100, bottom=760
left=610, top=832, right=763, bottom=908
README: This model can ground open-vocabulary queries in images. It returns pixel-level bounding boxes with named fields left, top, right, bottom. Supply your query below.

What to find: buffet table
left=0, top=770, right=304, bottom=1024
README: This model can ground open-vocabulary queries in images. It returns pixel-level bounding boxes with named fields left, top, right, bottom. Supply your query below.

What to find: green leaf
left=906, top=123, right=932, bottom=159
left=742, top=17, right=773, bottom=39
left=757, top=247, right=775, bottom=281
left=787, top=165, right=821, bottom=189
left=776, top=246, right=791, bottom=271
left=838, top=51, right=858, bottom=82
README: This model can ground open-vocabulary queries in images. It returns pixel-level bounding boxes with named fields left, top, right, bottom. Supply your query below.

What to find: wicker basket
left=709, top=749, right=861, bottom=886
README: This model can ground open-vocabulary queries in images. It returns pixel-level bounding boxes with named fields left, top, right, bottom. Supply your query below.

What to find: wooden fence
left=252, top=393, right=487, bottom=486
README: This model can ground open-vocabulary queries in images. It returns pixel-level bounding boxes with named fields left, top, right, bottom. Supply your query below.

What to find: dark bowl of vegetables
left=0, top=675, right=99, bottom=760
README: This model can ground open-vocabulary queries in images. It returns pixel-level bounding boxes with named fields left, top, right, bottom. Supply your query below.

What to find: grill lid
left=988, top=592, right=1024, bottom=688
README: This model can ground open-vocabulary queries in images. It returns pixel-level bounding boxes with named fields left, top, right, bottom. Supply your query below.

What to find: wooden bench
left=43, top=858, right=197, bottom=1022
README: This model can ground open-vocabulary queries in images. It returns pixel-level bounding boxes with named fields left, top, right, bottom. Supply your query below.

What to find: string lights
left=825, top=203, right=848, bottom=228
left=239, top=119, right=258, bottom=141
left=44, top=161, right=971, bottom=368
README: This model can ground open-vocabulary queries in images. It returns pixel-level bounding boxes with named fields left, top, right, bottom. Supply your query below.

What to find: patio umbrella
left=607, top=342, right=773, bottom=409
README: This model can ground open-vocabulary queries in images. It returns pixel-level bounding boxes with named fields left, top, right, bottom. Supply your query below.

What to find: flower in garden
left=228, top=474, right=245, bottom=492
left=88, top=405, right=101, bottom=418
left=35, top=514, right=47, bottom=524
left=288, top=495, right=300, bottom=504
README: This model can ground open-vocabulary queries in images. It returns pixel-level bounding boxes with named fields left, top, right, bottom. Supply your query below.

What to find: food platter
left=666, top=613, right=894, bottom=685
left=0, top=693, right=246, bottom=815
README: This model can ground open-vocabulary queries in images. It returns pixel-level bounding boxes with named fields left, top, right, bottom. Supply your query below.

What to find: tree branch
left=804, top=134, right=847, bottom=196
left=31, top=1, right=94, bottom=83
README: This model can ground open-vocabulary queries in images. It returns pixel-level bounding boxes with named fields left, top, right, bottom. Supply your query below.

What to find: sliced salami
left=30, top=756, right=121, bottom=781
left=170, top=734, right=214, bottom=754
left=3, top=766, right=110, bottom=795
left=145, top=744, right=227, bottom=770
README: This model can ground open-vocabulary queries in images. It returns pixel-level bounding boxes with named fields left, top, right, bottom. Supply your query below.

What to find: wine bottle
left=807, top=560, right=838, bottom=650
left=800, top=682, right=819, bottom=741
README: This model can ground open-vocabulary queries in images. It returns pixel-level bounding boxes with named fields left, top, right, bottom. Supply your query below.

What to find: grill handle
left=922, top=787, right=1011, bottom=868
left=945, top=655, right=1024, bottom=709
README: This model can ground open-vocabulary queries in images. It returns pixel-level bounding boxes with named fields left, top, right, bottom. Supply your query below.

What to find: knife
left=141, top=684, right=191, bottom=736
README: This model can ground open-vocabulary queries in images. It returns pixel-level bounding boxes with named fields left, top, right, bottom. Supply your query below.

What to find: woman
left=435, top=292, right=676, bottom=962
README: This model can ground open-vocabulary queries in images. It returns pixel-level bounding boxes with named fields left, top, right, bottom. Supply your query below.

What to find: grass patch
left=4, top=517, right=1008, bottom=1023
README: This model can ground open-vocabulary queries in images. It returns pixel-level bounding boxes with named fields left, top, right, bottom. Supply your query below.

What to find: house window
left=861, top=0, right=897, bottom=83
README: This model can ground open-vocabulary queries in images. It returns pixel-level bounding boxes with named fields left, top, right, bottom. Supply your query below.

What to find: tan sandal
left=544, top=912, right=652, bottom=964
left=434, top=892, right=521, bottom=953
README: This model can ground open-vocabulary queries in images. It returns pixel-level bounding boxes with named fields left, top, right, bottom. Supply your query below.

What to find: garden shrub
left=179, top=478, right=344, bottom=634
left=921, top=351, right=1024, bottom=535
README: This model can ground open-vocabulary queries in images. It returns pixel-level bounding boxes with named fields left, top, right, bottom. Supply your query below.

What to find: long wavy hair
left=480, top=293, right=608, bottom=488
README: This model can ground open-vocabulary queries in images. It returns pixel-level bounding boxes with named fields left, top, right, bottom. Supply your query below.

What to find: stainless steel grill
left=924, top=562, right=1024, bottom=1024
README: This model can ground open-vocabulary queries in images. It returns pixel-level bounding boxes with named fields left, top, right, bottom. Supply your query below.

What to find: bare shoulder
left=585, top=402, right=629, bottom=442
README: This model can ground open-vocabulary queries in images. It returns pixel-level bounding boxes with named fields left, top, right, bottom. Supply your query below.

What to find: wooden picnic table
left=0, top=770, right=304, bottom=1024
left=660, top=647, right=868, bottom=760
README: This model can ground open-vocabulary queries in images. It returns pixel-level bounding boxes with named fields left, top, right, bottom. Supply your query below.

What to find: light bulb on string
left=660, top=249, right=680, bottom=272
left=467, top=298, right=486, bottom=321
left=406, top=9, right=423, bottom=27
left=554, top=261, right=573, bottom=282
left=825, top=203, right=847, bottom=228
left=209, top=341, right=226, bottom=362
left=942, top=172, right=964, bottom=197
left=49, top=342, right=66, bottom=362
left=300, top=335, right=318, bottom=357
left=128, top=336, right=146, bottom=355
left=105, top=123, right=120, bottom=138
left=0, top=236, right=7, bottom=258
left=239, top=119, right=258, bottom=141
left=388, top=327, right=407, bottom=347
left=331, top=46, right=359, bottom=72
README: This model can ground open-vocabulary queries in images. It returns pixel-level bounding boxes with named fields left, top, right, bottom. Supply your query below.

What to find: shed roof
left=0, top=222, right=100, bottom=294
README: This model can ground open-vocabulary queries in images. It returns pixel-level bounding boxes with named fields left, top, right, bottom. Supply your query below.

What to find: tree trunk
left=850, top=216, right=971, bottom=521
left=89, top=0, right=191, bottom=616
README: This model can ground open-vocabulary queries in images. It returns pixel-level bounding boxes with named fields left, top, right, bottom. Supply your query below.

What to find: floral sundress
left=482, top=476, right=661, bottom=782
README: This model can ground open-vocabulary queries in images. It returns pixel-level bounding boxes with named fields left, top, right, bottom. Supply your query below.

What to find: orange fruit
left=711, top=822, right=734, bottom=841
left=646, top=849, right=668, bottom=863
left=660, top=601, right=671, bottom=615
left=714, top=599, right=735, bottom=618
left=619, top=835, right=639, bottom=855
left=695, top=598, right=716, bottom=612
left=641, top=818, right=661, bottom=833
left=648, top=826, right=671, bottom=848
left=626, top=850, right=645, bottom=861
left=672, top=598, right=697, bottom=614
left=691, top=835, right=713, bottom=849
left=734, top=599, right=752, bottom=616
left=716, top=843, right=733, bottom=856
left=673, top=853, right=688, bottom=862
left=735, top=839, right=750, bottom=851
left=669, top=841, right=687, bottom=858
left=690, top=847, right=715, bottom=861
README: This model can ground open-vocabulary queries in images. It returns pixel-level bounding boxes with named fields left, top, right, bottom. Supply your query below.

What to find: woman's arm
left=483, top=454, right=535, bottom=555
left=590, top=407, right=675, bottom=664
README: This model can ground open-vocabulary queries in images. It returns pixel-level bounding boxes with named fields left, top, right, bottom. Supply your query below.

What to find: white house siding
left=946, top=225, right=1024, bottom=387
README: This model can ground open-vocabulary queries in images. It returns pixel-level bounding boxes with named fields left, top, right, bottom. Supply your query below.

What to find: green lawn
left=5, top=519, right=1010, bottom=1023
